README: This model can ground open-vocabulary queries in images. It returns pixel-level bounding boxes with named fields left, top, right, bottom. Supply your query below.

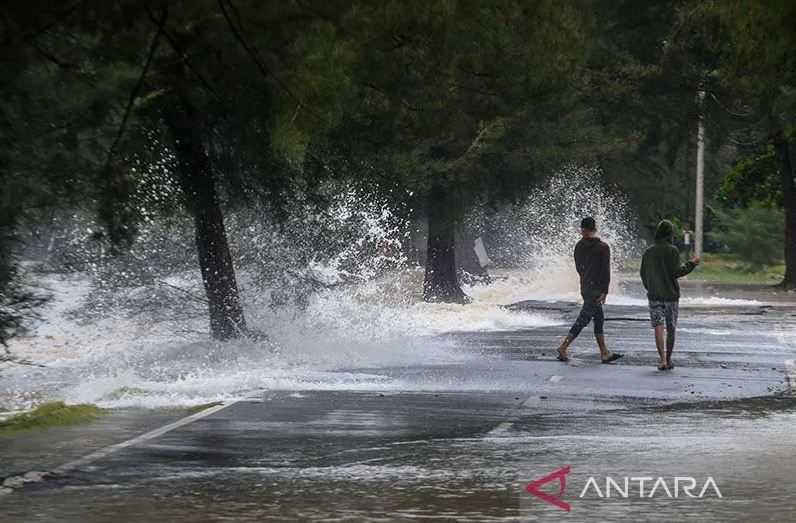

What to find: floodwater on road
left=2, top=395, right=795, bottom=522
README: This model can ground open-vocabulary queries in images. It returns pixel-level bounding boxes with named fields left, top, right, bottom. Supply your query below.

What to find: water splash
left=1, top=166, right=767, bottom=411
left=482, top=164, right=641, bottom=300
left=1, top=181, right=556, bottom=410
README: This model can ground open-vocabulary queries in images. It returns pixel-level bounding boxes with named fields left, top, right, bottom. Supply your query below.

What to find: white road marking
left=486, top=391, right=551, bottom=436
left=2, top=399, right=244, bottom=493
left=487, top=421, right=515, bottom=435
left=51, top=401, right=235, bottom=475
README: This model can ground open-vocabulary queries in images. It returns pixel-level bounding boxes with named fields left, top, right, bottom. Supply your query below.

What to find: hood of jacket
left=654, top=220, right=674, bottom=243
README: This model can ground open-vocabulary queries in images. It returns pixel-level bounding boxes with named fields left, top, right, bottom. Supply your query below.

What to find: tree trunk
left=423, top=184, right=469, bottom=303
left=773, top=134, right=796, bottom=288
left=163, top=98, right=248, bottom=339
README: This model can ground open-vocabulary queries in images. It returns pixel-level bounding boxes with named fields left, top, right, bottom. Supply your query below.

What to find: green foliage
left=583, top=1, right=729, bottom=230
left=2, top=0, right=795, bottom=315
left=717, top=147, right=782, bottom=208
left=709, top=0, right=796, bottom=119
left=334, top=0, right=597, bottom=207
left=0, top=402, right=103, bottom=435
left=665, top=217, right=687, bottom=243
left=708, top=203, right=784, bottom=268
left=701, top=1, right=796, bottom=282
left=272, top=19, right=358, bottom=163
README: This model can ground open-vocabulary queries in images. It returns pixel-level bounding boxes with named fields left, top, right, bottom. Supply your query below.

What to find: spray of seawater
left=480, top=164, right=641, bottom=303
left=1, top=180, right=556, bottom=411
left=0, top=167, right=641, bottom=411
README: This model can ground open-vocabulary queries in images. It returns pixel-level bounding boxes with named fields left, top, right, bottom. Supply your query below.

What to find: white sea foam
left=2, top=266, right=565, bottom=410
left=3, top=257, right=563, bottom=410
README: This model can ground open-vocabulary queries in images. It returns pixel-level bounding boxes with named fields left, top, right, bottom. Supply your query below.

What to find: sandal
left=556, top=351, right=569, bottom=362
left=601, top=353, right=623, bottom=364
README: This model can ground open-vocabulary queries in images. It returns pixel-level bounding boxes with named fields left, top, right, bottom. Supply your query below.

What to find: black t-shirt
left=574, top=237, right=610, bottom=300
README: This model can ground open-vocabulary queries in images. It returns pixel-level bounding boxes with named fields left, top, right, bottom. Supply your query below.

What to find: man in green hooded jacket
left=640, top=220, right=700, bottom=371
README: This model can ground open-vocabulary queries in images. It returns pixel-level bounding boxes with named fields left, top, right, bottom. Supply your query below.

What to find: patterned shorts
left=648, top=300, right=678, bottom=330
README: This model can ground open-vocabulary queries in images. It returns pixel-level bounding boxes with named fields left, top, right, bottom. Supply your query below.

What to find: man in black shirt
left=556, top=217, right=623, bottom=364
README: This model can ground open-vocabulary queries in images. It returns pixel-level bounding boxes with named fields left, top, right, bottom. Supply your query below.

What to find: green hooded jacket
left=640, top=220, right=696, bottom=302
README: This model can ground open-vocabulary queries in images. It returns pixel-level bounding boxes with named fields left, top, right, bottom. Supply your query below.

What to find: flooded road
left=2, top=393, right=795, bottom=522
left=2, top=276, right=795, bottom=521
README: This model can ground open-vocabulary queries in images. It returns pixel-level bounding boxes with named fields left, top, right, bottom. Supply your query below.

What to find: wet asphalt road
left=1, top=296, right=795, bottom=522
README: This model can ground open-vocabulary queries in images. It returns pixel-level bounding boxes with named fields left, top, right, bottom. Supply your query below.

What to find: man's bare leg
left=596, top=334, right=623, bottom=363
left=654, top=325, right=667, bottom=369
left=595, top=334, right=609, bottom=360
left=595, top=334, right=610, bottom=361
left=557, top=335, right=574, bottom=361
left=665, top=328, right=676, bottom=369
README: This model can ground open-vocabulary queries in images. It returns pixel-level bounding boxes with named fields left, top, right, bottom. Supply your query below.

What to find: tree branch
left=29, top=41, right=78, bottom=69
left=449, top=81, right=499, bottom=98
left=709, top=92, right=756, bottom=119
left=101, top=3, right=168, bottom=177
left=457, top=64, right=497, bottom=78
left=144, top=6, right=225, bottom=107
left=217, top=0, right=323, bottom=121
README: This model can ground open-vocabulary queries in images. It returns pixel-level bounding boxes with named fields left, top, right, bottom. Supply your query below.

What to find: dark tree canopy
left=1, top=0, right=795, bottom=336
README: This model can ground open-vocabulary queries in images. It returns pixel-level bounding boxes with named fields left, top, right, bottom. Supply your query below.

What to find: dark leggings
left=568, top=300, right=604, bottom=338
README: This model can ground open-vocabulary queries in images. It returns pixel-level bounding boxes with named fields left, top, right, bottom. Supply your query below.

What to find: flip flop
left=556, top=352, right=569, bottom=362
left=601, top=353, right=623, bottom=364
left=665, top=363, right=675, bottom=371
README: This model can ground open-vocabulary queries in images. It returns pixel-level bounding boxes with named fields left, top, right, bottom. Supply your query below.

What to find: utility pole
left=694, top=84, right=706, bottom=259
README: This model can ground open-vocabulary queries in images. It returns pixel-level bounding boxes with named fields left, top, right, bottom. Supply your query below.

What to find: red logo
left=526, top=466, right=572, bottom=512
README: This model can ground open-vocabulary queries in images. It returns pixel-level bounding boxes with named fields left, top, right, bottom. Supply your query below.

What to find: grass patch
left=691, top=253, right=784, bottom=284
left=0, top=401, right=103, bottom=435
left=186, top=401, right=224, bottom=414
left=623, top=253, right=784, bottom=285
